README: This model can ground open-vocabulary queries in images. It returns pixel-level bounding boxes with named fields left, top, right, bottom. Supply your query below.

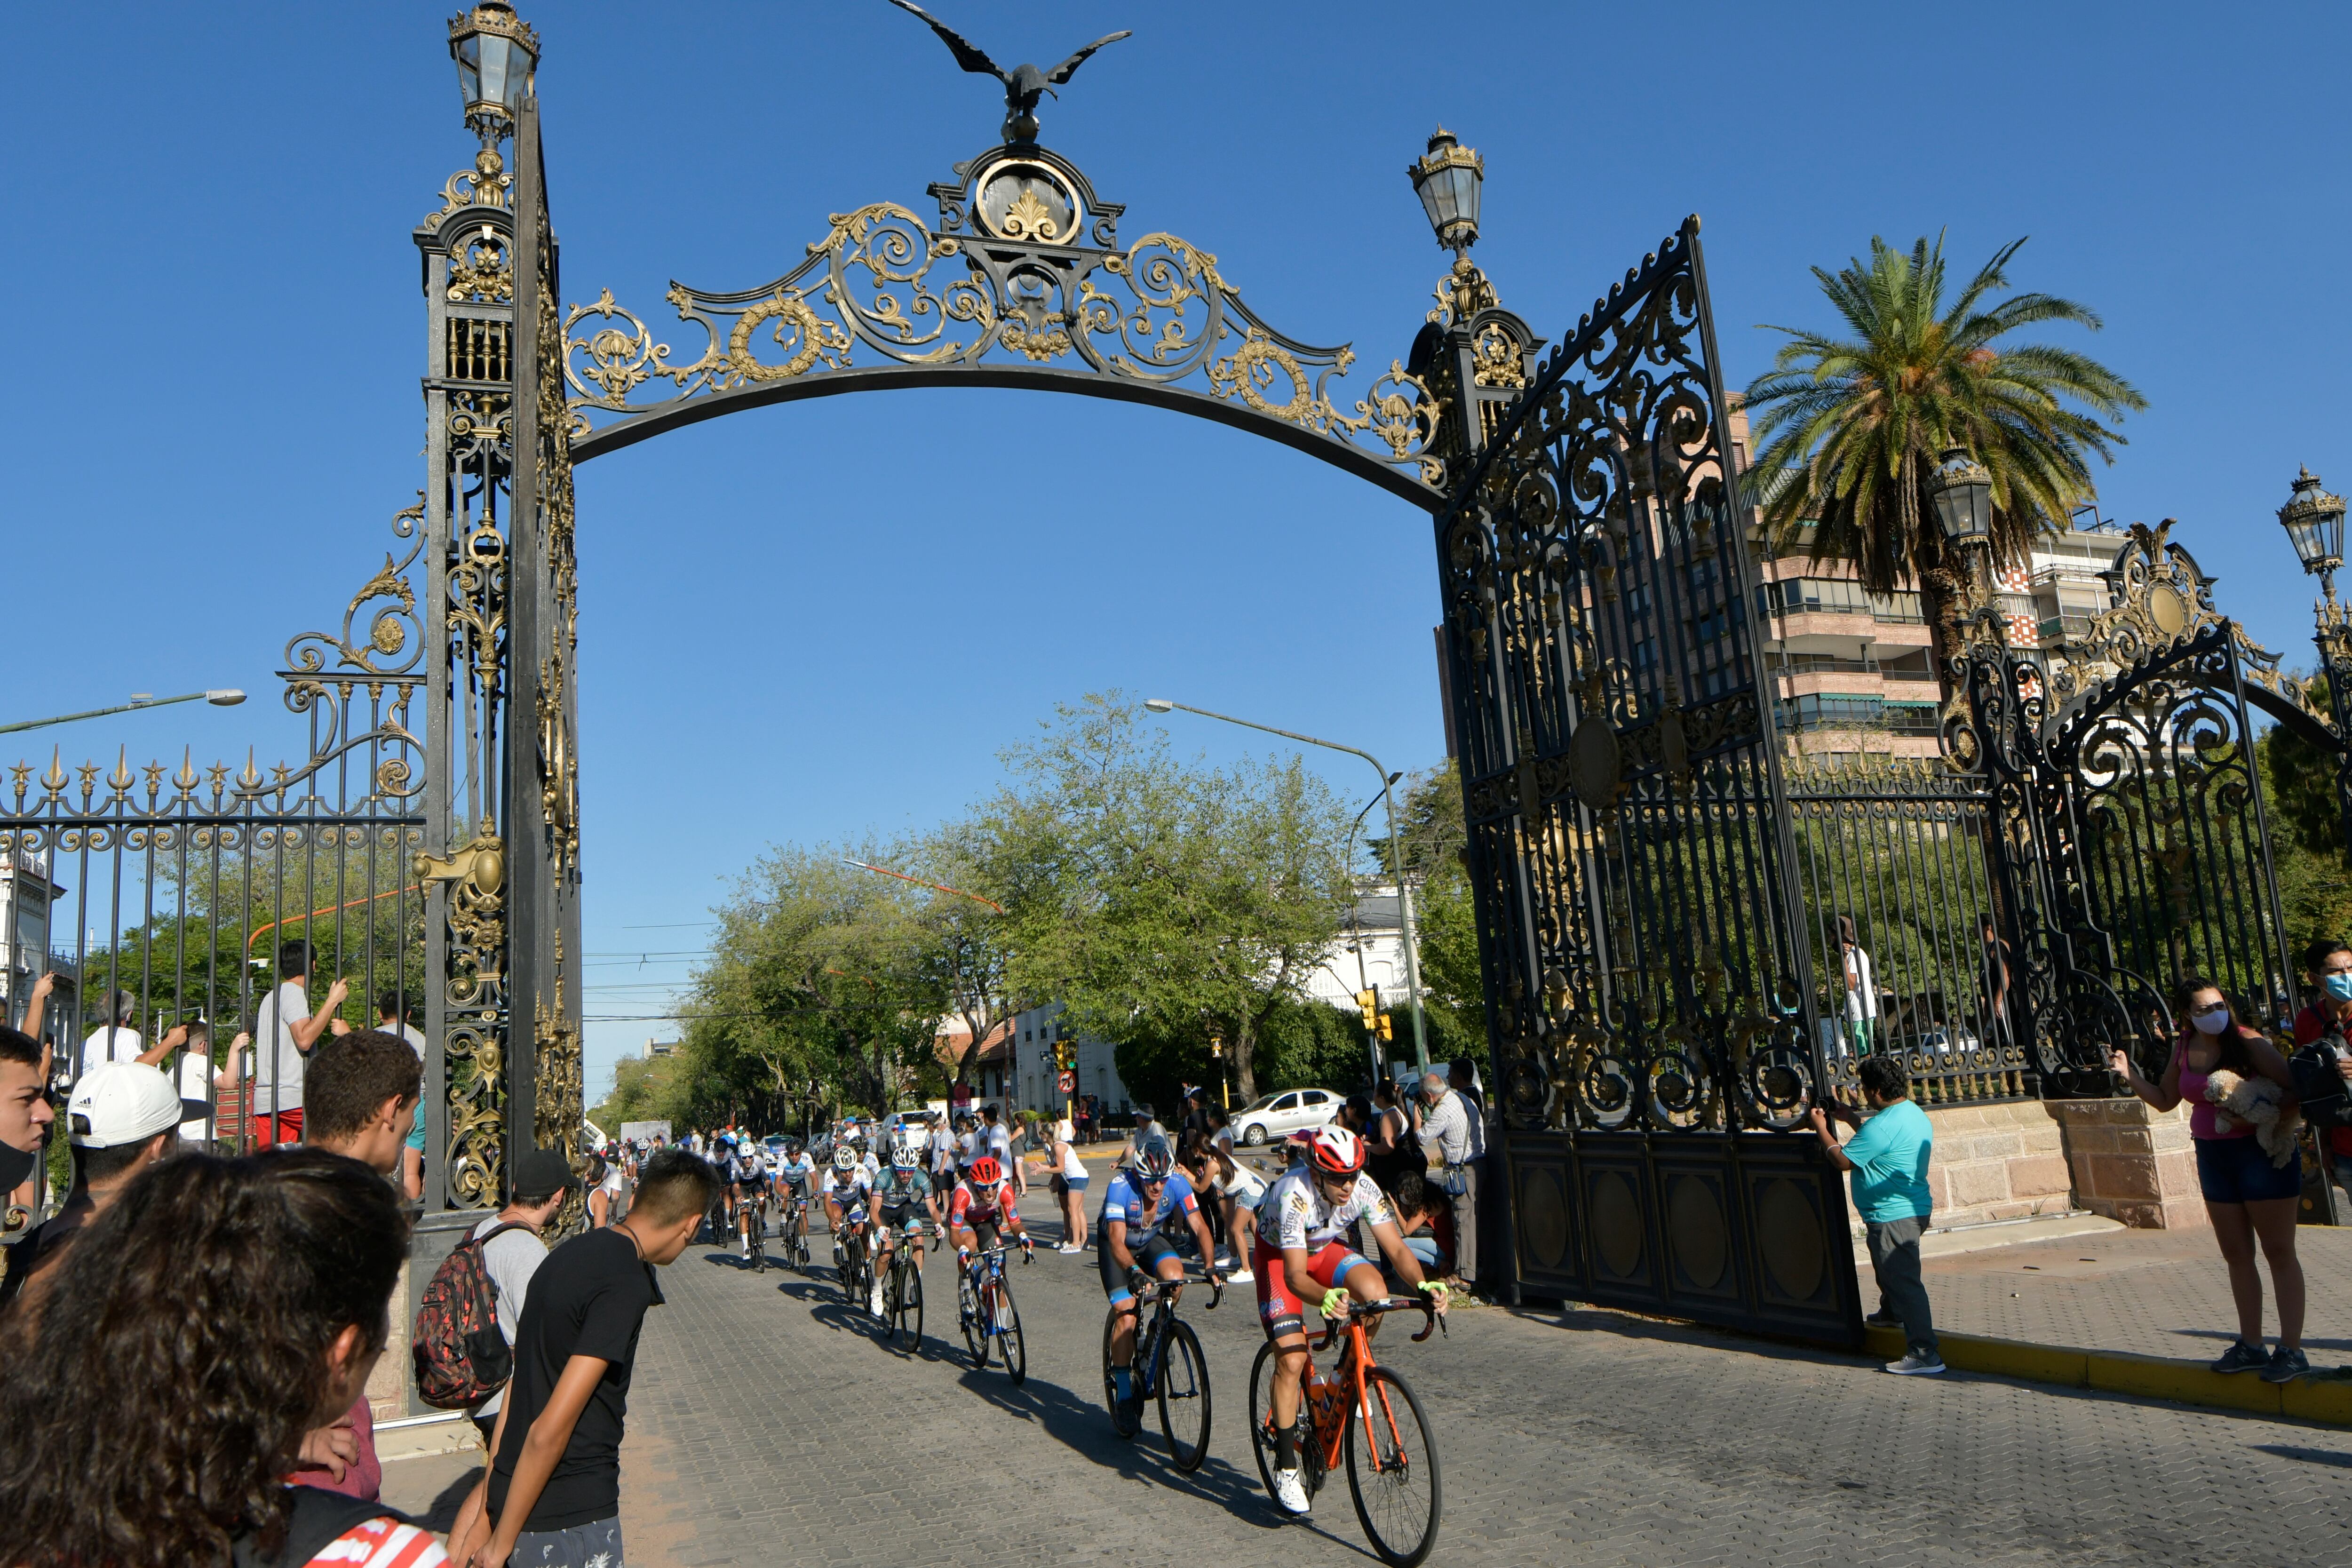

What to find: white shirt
left=250, top=980, right=313, bottom=1115
left=1843, top=946, right=1878, bottom=1021
left=1055, top=1119, right=1086, bottom=1178
left=78, top=1027, right=143, bottom=1081
left=979, top=1123, right=1011, bottom=1171
left=178, top=1050, right=215, bottom=1142
left=1263, top=1167, right=1395, bottom=1252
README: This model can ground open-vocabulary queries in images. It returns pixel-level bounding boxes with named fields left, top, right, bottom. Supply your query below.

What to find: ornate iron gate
left=1955, top=526, right=2309, bottom=1092
left=1434, top=223, right=1862, bottom=1345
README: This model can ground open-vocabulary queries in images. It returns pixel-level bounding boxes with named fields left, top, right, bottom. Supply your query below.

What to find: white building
left=1304, top=885, right=1412, bottom=1016
left=0, top=849, right=71, bottom=1043
left=1006, top=1001, right=1131, bottom=1120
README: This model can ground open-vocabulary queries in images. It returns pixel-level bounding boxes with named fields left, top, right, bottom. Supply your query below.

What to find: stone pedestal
left=2047, top=1097, right=2205, bottom=1230
left=1920, top=1101, right=2080, bottom=1228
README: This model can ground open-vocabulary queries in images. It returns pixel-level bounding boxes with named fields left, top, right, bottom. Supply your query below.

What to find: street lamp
left=0, top=689, right=245, bottom=737
left=2278, top=466, right=2346, bottom=597
left=1408, top=128, right=1484, bottom=256
left=1142, top=698, right=1432, bottom=1075
left=450, top=1, right=539, bottom=143
left=1930, top=446, right=1995, bottom=618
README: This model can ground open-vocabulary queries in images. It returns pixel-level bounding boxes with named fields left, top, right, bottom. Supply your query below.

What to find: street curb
left=1862, top=1325, right=2352, bottom=1424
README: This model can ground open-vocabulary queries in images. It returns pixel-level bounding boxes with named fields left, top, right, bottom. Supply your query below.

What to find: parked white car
left=1231, top=1087, right=1343, bottom=1146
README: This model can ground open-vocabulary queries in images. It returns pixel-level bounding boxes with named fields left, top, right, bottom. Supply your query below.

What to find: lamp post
left=0, top=689, right=245, bottom=738
left=449, top=1, right=539, bottom=145
left=2276, top=467, right=2352, bottom=854
left=1142, top=698, right=1432, bottom=1074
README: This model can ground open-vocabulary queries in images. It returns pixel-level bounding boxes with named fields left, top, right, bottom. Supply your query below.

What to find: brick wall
left=1918, top=1100, right=2079, bottom=1228
left=2045, top=1096, right=2204, bottom=1230
left=1843, top=1098, right=2205, bottom=1237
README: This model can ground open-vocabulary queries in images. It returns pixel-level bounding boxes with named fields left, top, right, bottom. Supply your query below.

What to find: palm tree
left=1741, top=234, right=2146, bottom=676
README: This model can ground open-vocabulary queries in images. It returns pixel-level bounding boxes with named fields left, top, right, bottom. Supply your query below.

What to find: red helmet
left=969, top=1155, right=1003, bottom=1187
left=1305, top=1126, right=1365, bottom=1178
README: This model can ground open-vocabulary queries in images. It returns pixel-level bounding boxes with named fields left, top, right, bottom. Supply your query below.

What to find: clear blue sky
left=4, top=3, right=2344, bottom=1101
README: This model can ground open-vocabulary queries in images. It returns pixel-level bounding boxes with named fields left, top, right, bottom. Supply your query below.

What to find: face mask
left=2324, top=973, right=2352, bottom=1003
left=0, top=1136, right=34, bottom=1193
left=2192, top=1007, right=2232, bottom=1036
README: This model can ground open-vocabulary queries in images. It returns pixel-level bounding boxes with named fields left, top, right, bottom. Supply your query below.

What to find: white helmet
left=832, top=1144, right=859, bottom=1173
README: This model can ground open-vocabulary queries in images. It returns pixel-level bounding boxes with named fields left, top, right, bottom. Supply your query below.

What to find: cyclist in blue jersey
left=1098, top=1135, right=1221, bottom=1417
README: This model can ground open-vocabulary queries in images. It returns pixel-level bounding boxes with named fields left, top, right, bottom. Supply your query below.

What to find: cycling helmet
left=1132, top=1136, right=1176, bottom=1182
left=891, top=1135, right=919, bottom=1170
left=969, top=1155, right=1003, bottom=1187
left=832, top=1144, right=859, bottom=1173
left=1305, top=1125, right=1366, bottom=1177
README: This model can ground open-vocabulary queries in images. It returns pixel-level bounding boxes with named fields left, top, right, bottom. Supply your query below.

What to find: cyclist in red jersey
left=948, top=1155, right=1033, bottom=1265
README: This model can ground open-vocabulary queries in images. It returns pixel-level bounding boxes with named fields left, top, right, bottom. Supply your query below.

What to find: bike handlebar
left=1312, top=1293, right=1445, bottom=1352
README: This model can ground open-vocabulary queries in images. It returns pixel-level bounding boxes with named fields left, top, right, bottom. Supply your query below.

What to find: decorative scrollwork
left=562, top=148, right=1443, bottom=492
left=425, top=146, right=511, bottom=228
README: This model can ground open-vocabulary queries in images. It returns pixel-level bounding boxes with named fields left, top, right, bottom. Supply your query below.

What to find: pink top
left=2170, top=1035, right=2257, bottom=1141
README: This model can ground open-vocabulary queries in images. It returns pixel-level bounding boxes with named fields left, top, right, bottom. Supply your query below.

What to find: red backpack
left=411, top=1221, right=534, bottom=1410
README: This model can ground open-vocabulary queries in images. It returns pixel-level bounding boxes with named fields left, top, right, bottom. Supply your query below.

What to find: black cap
left=513, top=1146, right=580, bottom=1203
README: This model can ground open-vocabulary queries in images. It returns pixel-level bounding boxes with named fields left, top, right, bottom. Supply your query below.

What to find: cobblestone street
left=394, top=1200, right=2352, bottom=1568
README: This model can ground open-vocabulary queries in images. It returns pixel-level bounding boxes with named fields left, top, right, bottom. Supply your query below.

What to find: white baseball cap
left=67, top=1062, right=195, bottom=1148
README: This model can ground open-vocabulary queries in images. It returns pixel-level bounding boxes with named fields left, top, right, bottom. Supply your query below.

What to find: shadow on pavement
left=2255, top=1443, right=2352, bottom=1468
left=949, top=1355, right=1297, bottom=1538
left=413, top=1470, right=480, bottom=1531
left=2170, top=1326, right=2352, bottom=1352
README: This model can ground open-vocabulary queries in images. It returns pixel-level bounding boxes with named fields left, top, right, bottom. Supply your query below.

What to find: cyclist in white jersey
left=1251, top=1125, right=1446, bottom=1517
left=822, top=1143, right=873, bottom=1269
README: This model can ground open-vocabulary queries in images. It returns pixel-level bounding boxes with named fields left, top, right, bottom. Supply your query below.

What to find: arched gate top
left=556, top=141, right=1451, bottom=508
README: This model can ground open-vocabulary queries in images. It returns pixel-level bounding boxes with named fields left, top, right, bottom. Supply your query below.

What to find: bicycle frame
left=1302, top=1298, right=1441, bottom=1473
left=1128, top=1274, right=1223, bottom=1392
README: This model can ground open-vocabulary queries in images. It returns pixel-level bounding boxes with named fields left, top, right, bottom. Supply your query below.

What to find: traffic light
left=1377, top=1012, right=1393, bottom=1043
left=1357, top=988, right=1379, bottom=1031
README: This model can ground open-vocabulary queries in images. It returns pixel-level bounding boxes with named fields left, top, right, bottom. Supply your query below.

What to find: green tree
left=986, top=695, right=1354, bottom=1102
left=1370, top=761, right=1486, bottom=1062
left=1743, top=234, right=2146, bottom=669
left=2260, top=677, right=2352, bottom=960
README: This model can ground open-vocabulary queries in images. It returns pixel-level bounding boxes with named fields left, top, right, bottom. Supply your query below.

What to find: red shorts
left=249, top=1109, right=304, bottom=1148
left=1252, top=1238, right=1367, bottom=1339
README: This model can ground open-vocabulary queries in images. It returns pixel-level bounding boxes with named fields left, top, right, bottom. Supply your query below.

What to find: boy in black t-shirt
left=457, top=1147, right=716, bottom=1568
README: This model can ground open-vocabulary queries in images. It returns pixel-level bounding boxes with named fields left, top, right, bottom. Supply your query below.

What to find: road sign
left=1057, top=1070, right=1075, bottom=1094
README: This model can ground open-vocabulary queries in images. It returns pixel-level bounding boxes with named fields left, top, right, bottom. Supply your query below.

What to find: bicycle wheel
left=1245, top=1341, right=1280, bottom=1498
left=994, top=1275, right=1026, bottom=1385
left=961, top=1269, right=989, bottom=1367
left=898, top=1261, right=924, bottom=1350
left=1101, top=1306, right=1138, bottom=1438
left=1345, top=1365, right=1442, bottom=1568
left=1155, top=1318, right=1212, bottom=1473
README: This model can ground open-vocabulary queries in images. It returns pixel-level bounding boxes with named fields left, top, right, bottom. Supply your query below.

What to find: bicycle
left=737, top=1188, right=770, bottom=1272
left=835, top=1210, right=874, bottom=1312
left=879, top=1221, right=936, bottom=1351
left=955, top=1242, right=1029, bottom=1385
left=1247, top=1295, right=1445, bottom=1568
left=1098, top=1271, right=1221, bottom=1471
left=778, top=1187, right=813, bottom=1270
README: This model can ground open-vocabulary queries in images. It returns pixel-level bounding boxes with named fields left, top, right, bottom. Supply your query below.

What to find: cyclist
left=729, top=1138, right=770, bottom=1260
left=707, top=1130, right=739, bottom=1240
left=1098, top=1135, right=1220, bottom=1418
left=774, top=1137, right=816, bottom=1256
left=947, top=1154, right=1032, bottom=1269
left=1255, top=1125, right=1446, bottom=1518
left=822, top=1142, right=873, bottom=1273
left=866, top=1134, right=940, bottom=1316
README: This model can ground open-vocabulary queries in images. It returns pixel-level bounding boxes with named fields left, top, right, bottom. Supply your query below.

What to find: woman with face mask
left=2292, top=939, right=2352, bottom=1209
left=2110, top=978, right=2307, bottom=1383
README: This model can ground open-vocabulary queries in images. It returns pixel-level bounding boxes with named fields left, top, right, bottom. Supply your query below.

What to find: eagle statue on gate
left=886, top=0, right=1130, bottom=145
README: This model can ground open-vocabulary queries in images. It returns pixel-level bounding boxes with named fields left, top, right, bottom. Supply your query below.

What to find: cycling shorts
left=1099, top=1224, right=1180, bottom=1305
left=1252, top=1238, right=1367, bottom=1341
left=963, top=1218, right=1003, bottom=1254
left=879, top=1202, right=924, bottom=1234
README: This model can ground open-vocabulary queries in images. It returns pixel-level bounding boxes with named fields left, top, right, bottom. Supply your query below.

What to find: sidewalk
left=1920, top=1222, right=2352, bottom=1366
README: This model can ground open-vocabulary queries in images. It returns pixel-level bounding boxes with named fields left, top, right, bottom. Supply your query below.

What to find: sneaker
left=1863, top=1309, right=1903, bottom=1329
left=2262, top=1346, right=2311, bottom=1385
left=2211, top=1341, right=2270, bottom=1376
left=1056, top=1242, right=1082, bottom=1254
left=1271, top=1466, right=1311, bottom=1516
left=1226, top=1268, right=1254, bottom=1284
left=1883, top=1349, right=1946, bottom=1376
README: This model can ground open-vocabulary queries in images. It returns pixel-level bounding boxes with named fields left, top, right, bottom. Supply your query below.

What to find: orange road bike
left=1247, top=1295, right=1445, bottom=1568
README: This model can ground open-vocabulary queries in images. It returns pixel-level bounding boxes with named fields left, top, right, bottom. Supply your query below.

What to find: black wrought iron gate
left=1434, top=223, right=1863, bottom=1345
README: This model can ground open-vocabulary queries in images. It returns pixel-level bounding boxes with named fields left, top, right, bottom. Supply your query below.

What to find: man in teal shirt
left=1808, top=1054, right=1942, bottom=1375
